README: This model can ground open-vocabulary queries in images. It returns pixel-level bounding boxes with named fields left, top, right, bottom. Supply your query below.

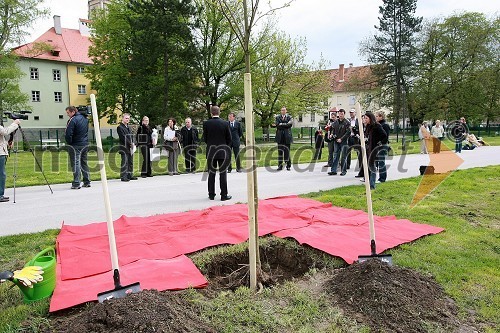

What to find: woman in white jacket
left=430, top=120, right=445, bottom=153
left=163, top=118, right=181, bottom=175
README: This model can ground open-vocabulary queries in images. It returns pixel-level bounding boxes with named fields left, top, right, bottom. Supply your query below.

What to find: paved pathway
left=1, top=146, right=499, bottom=236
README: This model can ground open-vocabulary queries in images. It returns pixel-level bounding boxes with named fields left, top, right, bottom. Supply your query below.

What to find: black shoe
left=0, top=196, right=9, bottom=202
left=227, top=169, right=232, bottom=173
left=355, top=174, right=363, bottom=178
left=323, top=164, right=331, bottom=168
left=340, top=172, right=346, bottom=176
left=378, top=179, right=386, bottom=183
left=147, top=175, right=154, bottom=177
left=328, top=172, right=337, bottom=175
left=277, top=166, right=283, bottom=171
left=141, top=175, right=148, bottom=178
left=129, top=177, right=138, bottom=180
left=71, top=185, right=81, bottom=189
left=236, top=169, right=243, bottom=173
left=209, top=195, right=215, bottom=200
left=82, top=183, right=91, bottom=188
left=121, top=178, right=130, bottom=182
left=221, top=195, right=232, bottom=201
left=286, top=167, right=291, bottom=171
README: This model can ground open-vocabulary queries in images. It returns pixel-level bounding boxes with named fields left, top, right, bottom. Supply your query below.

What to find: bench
left=41, top=139, right=64, bottom=150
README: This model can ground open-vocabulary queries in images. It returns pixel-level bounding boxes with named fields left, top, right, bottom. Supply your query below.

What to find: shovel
left=354, top=103, right=393, bottom=265
left=90, top=94, right=141, bottom=301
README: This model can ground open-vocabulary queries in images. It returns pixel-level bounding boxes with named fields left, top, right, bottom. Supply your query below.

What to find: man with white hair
left=180, top=117, right=199, bottom=173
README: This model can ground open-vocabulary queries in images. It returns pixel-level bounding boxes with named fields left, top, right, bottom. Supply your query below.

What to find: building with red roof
left=12, top=16, right=93, bottom=129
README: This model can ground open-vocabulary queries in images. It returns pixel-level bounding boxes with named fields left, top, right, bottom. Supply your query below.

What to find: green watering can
left=15, top=247, right=57, bottom=303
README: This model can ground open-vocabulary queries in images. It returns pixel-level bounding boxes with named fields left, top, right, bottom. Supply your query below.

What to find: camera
left=4, top=111, right=31, bottom=120
left=77, top=105, right=92, bottom=117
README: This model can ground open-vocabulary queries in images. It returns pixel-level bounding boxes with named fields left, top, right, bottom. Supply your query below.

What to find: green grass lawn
left=1, top=165, right=498, bottom=332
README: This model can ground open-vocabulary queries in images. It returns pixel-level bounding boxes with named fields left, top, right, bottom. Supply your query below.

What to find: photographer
left=0, top=118, right=20, bottom=202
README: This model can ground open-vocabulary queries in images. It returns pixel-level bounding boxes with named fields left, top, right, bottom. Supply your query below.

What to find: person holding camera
left=0, top=118, right=20, bottom=202
left=328, top=109, right=351, bottom=176
left=65, top=106, right=91, bottom=189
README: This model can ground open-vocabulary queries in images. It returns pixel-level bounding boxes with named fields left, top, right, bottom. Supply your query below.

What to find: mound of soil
left=325, top=259, right=460, bottom=333
left=45, top=290, right=215, bottom=333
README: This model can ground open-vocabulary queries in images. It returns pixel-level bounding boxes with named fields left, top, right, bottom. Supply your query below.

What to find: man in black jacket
left=203, top=105, right=232, bottom=201
left=275, top=107, right=293, bottom=171
left=180, top=117, right=199, bottom=173
left=375, top=110, right=391, bottom=183
left=227, top=112, right=243, bottom=173
left=65, top=106, right=91, bottom=189
left=117, top=113, right=137, bottom=182
left=328, top=109, right=351, bottom=176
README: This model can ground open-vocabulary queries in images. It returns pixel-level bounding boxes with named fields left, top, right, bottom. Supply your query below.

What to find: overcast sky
left=30, top=0, right=498, bottom=68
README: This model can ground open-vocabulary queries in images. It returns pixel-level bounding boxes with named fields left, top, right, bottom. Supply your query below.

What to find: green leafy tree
left=413, top=13, right=499, bottom=124
left=360, top=0, right=422, bottom=145
left=0, top=0, right=48, bottom=118
left=193, top=0, right=246, bottom=117
left=87, top=0, right=135, bottom=124
left=126, top=0, right=199, bottom=124
left=250, top=32, right=329, bottom=132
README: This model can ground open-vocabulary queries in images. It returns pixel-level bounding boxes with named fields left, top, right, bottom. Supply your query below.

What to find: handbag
left=149, top=147, right=163, bottom=161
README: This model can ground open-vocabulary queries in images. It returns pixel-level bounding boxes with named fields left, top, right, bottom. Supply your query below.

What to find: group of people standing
left=115, top=106, right=242, bottom=201
left=315, top=108, right=390, bottom=189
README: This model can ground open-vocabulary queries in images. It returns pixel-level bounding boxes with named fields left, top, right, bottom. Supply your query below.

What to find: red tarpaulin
left=50, top=196, right=443, bottom=312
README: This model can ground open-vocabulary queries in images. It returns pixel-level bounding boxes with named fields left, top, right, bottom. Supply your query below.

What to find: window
left=59, top=115, right=64, bottom=119
left=54, top=92, right=62, bottom=103
left=349, top=95, right=356, bottom=105
left=30, top=67, right=39, bottom=80
left=34, top=116, right=40, bottom=121
left=78, top=85, right=87, bottom=94
left=311, top=113, right=316, bottom=122
left=298, top=114, right=303, bottom=122
left=77, top=66, right=85, bottom=74
left=32, top=91, right=41, bottom=102
left=53, top=69, right=61, bottom=81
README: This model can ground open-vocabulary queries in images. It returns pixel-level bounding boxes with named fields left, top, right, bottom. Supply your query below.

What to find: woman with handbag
left=163, top=118, right=181, bottom=175
left=136, top=116, right=153, bottom=177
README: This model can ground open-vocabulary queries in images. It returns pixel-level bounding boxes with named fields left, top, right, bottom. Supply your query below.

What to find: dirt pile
left=325, top=259, right=460, bottom=333
left=45, top=289, right=215, bottom=333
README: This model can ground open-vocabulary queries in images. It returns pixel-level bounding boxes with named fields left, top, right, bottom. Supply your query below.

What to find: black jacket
left=117, top=123, right=133, bottom=152
left=136, top=124, right=153, bottom=147
left=203, top=117, right=232, bottom=160
left=228, top=120, right=243, bottom=147
left=65, top=113, right=88, bottom=146
left=180, top=126, right=199, bottom=148
left=367, top=122, right=388, bottom=155
left=378, top=119, right=390, bottom=144
left=275, top=114, right=293, bottom=144
left=330, top=118, right=351, bottom=143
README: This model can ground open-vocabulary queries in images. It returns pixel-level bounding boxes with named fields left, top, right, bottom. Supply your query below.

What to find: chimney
left=79, top=18, right=91, bottom=36
left=339, top=64, right=345, bottom=82
left=54, top=15, right=62, bottom=35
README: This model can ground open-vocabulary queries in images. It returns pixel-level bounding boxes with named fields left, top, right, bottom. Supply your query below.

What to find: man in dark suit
left=227, top=112, right=243, bottom=173
left=180, top=117, right=199, bottom=173
left=117, top=113, right=137, bottom=182
left=275, top=106, right=293, bottom=171
left=203, top=105, right=232, bottom=201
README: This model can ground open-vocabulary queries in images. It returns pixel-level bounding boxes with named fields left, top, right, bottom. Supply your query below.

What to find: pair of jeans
left=68, top=145, right=90, bottom=186
left=331, top=141, right=348, bottom=173
left=375, top=145, right=388, bottom=182
left=0, top=155, right=6, bottom=197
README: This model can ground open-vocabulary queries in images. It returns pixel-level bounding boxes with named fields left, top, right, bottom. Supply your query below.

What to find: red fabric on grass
left=50, top=196, right=443, bottom=311
left=49, top=255, right=207, bottom=312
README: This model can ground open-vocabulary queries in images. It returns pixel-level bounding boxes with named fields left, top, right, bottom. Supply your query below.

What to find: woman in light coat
left=430, top=120, right=445, bottom=153
left=418, top=121, right=431, bottom=154
left=163, top=118, right=181, bottom=175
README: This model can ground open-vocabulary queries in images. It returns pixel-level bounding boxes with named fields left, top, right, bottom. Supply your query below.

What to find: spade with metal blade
left=90, top=94, right=141, bottom=301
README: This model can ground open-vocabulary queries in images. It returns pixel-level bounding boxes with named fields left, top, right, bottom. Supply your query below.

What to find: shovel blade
left=357, top=254, right=393, bottom=266
left=97, top=282, right=141, bottom=303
